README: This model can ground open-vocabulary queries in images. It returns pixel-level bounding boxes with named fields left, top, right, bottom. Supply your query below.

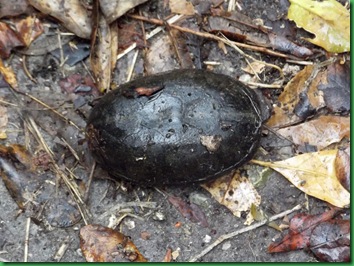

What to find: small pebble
left=222, top=241, right=231, bottom=250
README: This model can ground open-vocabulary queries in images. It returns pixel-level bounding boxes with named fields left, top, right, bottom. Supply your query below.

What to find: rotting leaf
left=80, top=224, right=147, bottom=262
left=318, top=61, right=350, bottom=113
left=0, top=16, right=43, bottom=58
left=268, top=208, right=350, bottom=262
left=170, top=0, right=195, bottom=15
left=14, top=16, right=44, bottom=47
left=168, top=195, right=208, bottom=227
left=266, top=65, right=325, bottom=128
left=310, top=219, right=350, bottom=262
left=288, top=0, right=350, bottom=53
left=268, top=208, right=338, bottom=252
left=252, top=150, right=350, bottom=208
left=0, top=22, right=25, bottom=59
left=28, top=0, right=92, bottom=39
left=59, top=73, right=99, bottom=96
left=201, top=172, right=261, bottom=218
left=117, top=20, right=145, bottom=53
left=277, top=115, right=350, bottom=150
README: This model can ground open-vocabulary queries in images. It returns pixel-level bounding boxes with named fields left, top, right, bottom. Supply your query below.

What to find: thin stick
left=188, top=204, right=302, bottom=262
left=84, top=161, right=96, bottom=202
left=24, top=217, right=31, bottom=262
left=126, top=50, right=139, bottom=82
left=22, top=55, right=37, bottom=83
left=53, top=236, right=71, bottom=262
left=128, top=14, right=300, bottom=61
left=127, top=14, right=285, bottom=82
left=17, top=90, right=81, bottom=131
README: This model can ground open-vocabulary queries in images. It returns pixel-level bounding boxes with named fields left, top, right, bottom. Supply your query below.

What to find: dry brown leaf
left=0, top=21, right=24, bottom=58
left=100, top=0, right=149, bottom=24
left=14, top=16, right=44, bottom=46
left=80, top=224, right=147, bottom=262
left=277, top=115, right=350, bottom=150
left=0, top=105, right=8, bottom=139
left=28, top=0, right=92, bottom=39
left=0, top=58, right=18, bottom=89
left=252, top=150, right=350, bottom=208
left=90, top=12, right=111, bottom=92
left=201, top=172, right=261, bottom=217
left=335, top=149, right=350, bottom=192
left=266, top=65, right=326, bottom=128
left=170, top=0, right=195, bottom=15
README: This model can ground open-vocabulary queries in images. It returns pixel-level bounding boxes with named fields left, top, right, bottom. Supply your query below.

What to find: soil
left=0, top=0, right=347, bottom=262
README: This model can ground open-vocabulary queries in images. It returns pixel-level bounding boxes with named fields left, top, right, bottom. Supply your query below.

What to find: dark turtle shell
left=86, top=69, right=263, bottom=186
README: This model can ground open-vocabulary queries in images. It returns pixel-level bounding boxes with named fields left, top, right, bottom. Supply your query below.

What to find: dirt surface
left=0, top=0, right=349, bottom=262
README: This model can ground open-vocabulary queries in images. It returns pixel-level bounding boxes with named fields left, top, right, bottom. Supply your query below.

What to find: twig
left=15, top=89, right=81, bottom=131
left=24, top=217, right=31, bottom=262
left=128, top=14, right=285, bottom=83
left=128, top=14, right=299, bottom=61
left=98, top=201, right=158, bottom=219
left=60, top=137, right=80, bottom=161
left=244, top=81, right=283, bottom=89
left=53, top=236, right=71, bottom=262
left=84, top=161, right=96, bottom=202
left=0, top=98, right=18, bottom=107
left=188, top=204, right=302, bottom=262
left=126, top=50, right=139, bottom=82
left=22, top=55, right=37, bottom=83
left=25, top=115, right=92, bottom=225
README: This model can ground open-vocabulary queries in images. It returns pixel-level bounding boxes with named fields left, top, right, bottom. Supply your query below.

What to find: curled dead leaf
left=277, top=115, right=349, bottom=150
left=80, top=224, right=147, bottom=262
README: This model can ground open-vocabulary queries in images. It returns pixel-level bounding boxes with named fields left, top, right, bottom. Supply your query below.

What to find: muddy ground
left=0, top=0, right=349, bottom=262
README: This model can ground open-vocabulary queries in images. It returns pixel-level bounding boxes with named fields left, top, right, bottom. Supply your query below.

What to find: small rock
left=123, top=219, right=135, bottom=230
left=203, top=235, right=211, bottom=243
left=152, top=210, right=165, bottom=221
left=189, top=192, right=209, bottom=208
left=222, top=241, right=231, bottom=250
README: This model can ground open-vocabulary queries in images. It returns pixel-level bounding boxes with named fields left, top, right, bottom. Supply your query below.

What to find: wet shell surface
left=86, top=69, right=263, bottom=186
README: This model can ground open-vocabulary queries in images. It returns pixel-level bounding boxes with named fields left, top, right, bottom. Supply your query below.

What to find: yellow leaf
left=288, top=0, right=350, bottom=53
left=251, top=150, right=350, bottom=208
left=0, top=58, right=18, bottom=90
